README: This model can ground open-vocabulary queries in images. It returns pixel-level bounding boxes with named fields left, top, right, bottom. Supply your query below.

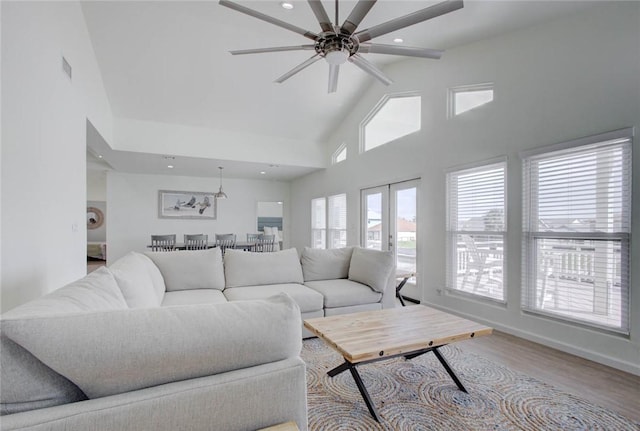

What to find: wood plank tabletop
left=304, top=306, right=492, bottom=363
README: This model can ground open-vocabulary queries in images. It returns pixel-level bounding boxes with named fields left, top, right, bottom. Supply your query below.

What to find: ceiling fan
left=219, top=0, right=464, bottom=93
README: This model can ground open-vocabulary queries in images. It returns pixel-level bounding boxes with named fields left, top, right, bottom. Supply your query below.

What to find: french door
left=361, top=179, right=419, bottom=300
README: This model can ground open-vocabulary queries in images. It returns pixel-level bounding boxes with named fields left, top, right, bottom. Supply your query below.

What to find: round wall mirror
left=87, top=207, right=104, bottom=230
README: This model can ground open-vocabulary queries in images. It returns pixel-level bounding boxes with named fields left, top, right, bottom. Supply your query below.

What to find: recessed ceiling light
left=280, top=2, right=293, bottom=10
left=260, top=171, right=266, bottom=175
left=97, top=154, right=103, bottom=159
left=167, top=165, right=174, bottom=169
left=393, top=38, right=404, bottom=43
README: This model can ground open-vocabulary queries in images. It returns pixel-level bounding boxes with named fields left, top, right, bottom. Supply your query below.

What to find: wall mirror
left=257, top=201, right=283, bottom=239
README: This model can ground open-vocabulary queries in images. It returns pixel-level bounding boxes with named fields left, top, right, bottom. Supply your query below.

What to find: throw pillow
left=348, top=247, right=395, bottom=293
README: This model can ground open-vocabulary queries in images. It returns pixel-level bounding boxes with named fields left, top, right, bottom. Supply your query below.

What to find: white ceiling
left=82, top=0, right=597, bottom=180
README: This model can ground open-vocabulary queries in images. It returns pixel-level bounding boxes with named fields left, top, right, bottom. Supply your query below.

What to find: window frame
left=332, top=143, right=347, bottom=164
left=521, top=128, right=632, bottom=334
left=310, top=197, right=326, bottom=249
left=360, top=92, right=422, bottom=153
left=448, top=82, right=494, bottom=118
left=446, top=157, right=508, bottom=303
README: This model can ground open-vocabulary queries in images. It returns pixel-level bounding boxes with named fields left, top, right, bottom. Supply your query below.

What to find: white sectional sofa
left=0, top=246, right=395, bottom=431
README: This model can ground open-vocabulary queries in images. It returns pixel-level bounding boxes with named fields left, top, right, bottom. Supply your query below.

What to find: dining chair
left=246, top=233, right=263, bottom=243
left=150, top=234, right=176, bottom=252
left=215, top=233, right=236, bottom=255
left=184, top=234, right=208, bottom=250
left=254, top=234, right=276, bottom=252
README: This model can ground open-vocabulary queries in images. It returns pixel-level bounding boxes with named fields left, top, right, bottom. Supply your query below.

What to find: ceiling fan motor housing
left=315, top=32, right=358, bottom=64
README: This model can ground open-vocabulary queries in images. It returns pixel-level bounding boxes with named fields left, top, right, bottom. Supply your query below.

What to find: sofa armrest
left=1, top=358, right=308, bottom=431
left=380, top=268, right=398, bottom=309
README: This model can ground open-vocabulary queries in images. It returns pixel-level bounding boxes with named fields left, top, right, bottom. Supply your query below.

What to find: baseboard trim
left=424, top=303, right=640, bottom=377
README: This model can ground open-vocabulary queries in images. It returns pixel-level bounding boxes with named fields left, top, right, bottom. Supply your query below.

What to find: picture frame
left=158, top=190, right=217, bottom=220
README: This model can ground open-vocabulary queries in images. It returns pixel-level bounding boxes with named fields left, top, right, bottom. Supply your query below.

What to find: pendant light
left=214, top=166, right=228, bottom=199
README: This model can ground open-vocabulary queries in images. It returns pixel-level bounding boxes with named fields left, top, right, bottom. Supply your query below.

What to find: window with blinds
left=311, top=194, right=347, bottom=249
left=311, top=198, right=326, bottom=249
left=328, top=194, right=347, bottom=249
left=522, top=129, right=632, bottom=333
left=446, top=160, right=506, bottom=301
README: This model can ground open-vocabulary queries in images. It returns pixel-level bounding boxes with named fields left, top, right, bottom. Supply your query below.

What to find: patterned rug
left=302, top=338, right=640, bottom=431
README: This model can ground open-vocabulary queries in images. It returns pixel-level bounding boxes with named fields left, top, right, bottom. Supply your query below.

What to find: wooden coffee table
left=304, top=306, right=492, bottom=422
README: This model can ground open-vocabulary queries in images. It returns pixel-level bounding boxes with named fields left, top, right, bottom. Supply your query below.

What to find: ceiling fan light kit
left=220, top=0, right=464, bottom=93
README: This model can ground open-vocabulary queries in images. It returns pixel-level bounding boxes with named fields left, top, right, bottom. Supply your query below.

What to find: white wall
left=107, top=172, right=290, bottom=262
left=87, top=170, right=107, bottom=201
left=1, top=1, right=113, bottom=312
left=290, top=3, right=640, bottom=374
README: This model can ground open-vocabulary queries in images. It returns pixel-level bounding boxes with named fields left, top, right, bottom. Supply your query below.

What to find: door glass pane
left=365, top=193, right=382, bottom=250
left=395, top=187, right=417, bottom=276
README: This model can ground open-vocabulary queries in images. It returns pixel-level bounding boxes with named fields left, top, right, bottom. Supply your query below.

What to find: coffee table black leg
left=326, top=361, right=381, bottom=422
left=432, top=347, right=467, bottom=393
left=349, top=366, right=381, bottom=422
left=327, top=361, right=350, bottom=377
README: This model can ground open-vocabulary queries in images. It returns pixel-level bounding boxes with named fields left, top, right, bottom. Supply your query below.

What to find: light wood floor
left=456, top=329, right=640, bottom=422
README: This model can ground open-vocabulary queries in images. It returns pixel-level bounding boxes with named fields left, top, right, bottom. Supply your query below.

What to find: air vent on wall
left=62, top=56, right=72, bottom=81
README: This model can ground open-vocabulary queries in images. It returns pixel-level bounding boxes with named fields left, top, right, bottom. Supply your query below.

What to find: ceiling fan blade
left=275, top=54, right=322, bottom=83
left=308, top=0, right=333, bottom=33
left=355, top=0, right=463, bottom=44
left=230, top=45, right=316, bottom=55
left=219, top=0, right=318, bottom=41
left=358, top=43, right=443, bottom=59
left=341, top=0, right=377, bottom=36
left=348, top=53, right=393, bottom=86
left=328, top=64, right=340, bottom=93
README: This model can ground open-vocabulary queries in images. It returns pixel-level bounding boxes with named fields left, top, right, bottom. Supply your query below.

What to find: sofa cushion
left=0, top=267, right=126, bottom=415
left=223, top=283, right=323, bottom=313
left=2, top=266, right=127, bottom=318
left=1, top=294, right=302, bottom=399
left=304, top=279, right=382, bottom=308
left=0, top=335, right=87, bottom=415
left=224, top=248, right=303, bottom=288
left=348, top=247, right=395, bottom=293
left=161, top=289, right=228, bottom=307
left=138, top=253, right=167, bottom=301
left=145, top=248, right=225, bottom=292
left=300, top=247, right=353, bottom=281
left=109, top=252, right=162, bottom=308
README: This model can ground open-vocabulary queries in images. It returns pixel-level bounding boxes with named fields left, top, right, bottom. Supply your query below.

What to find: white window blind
left=328, top=193, right=347, bottom=249
left=311, top=198, right=326, bottom=249
left=522, top=131, right=631, bottom=333
left=446, top=161, right=506, bottom=301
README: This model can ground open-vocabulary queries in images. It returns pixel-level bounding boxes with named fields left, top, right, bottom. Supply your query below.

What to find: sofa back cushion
left=224, top=248, right=304, bottom=288
left=1, top=294, right=302, bottom=400
left=109, top=252, right=164, bottom=308
left=300, top=246, right=353, bottom=281
left=144, top=248, right=225, bottom=291
left=0, top=335, right=87, bottom=415
left=0, top=266, right=128, bottom=415
left=348, top=247, right=395, bottom=293
left=2, top=267, right=127, bottom=318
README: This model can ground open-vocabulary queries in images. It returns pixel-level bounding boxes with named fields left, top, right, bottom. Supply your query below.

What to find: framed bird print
left=158, top=190, right=217, bottom=220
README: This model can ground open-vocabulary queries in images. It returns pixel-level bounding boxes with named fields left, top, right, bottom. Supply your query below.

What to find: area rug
left=301, top=338, right=640, bottom=431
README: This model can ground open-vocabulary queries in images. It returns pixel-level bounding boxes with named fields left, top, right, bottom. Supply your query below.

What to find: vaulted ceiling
left=82, top=0, right=596, bottom=180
